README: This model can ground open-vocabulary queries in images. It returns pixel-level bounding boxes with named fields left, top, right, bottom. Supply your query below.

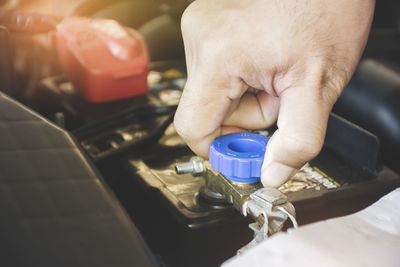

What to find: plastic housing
left=53, top=17, right=148, bottom=103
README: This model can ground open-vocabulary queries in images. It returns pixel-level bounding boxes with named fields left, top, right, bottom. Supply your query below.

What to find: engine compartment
left=1, top=1, right=400, bottom=266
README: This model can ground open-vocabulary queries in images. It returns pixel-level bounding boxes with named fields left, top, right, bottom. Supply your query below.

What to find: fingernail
left=261, top=162, right=296, bottom=187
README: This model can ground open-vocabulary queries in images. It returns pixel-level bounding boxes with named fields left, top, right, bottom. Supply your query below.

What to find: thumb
left=261, top=85, right=336, bottom=187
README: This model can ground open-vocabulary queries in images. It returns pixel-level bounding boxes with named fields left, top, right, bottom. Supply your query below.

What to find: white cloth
left=223, top=188, right=400, bottom=267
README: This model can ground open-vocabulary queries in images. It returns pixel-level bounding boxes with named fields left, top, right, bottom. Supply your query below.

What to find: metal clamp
left=175, top=158, right=298, bottom=253
left=239, top=187, right=298, bottom=253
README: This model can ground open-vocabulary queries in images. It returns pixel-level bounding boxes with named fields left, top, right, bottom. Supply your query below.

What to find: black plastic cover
left=325, top=113, right=381, bottom=176
left=0, top=93, right=158, bottom=267
left=334, top=59, right=400, bottom=173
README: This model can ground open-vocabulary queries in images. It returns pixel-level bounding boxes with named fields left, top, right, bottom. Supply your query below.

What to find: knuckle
left=322, top=86, right=342, bottom=106
left=180, top=2, right=201, bottom=36
left=319, top=58, right=353, bottom=105
left=180, top=9, right=191, bottom=35
left=320, top=72, right=346, bottom=105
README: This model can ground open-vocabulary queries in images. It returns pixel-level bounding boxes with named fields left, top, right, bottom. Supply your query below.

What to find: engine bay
left=1, top=1, right=400, bottom=266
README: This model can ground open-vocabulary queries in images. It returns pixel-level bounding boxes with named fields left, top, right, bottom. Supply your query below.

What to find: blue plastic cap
left=209, top=132, right=269, bottom=183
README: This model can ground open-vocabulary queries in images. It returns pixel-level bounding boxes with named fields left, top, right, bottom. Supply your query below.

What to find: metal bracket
left=239, top=187, right=298, bottom=253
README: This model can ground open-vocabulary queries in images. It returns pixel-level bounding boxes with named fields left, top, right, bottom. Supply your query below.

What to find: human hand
left=174, top=0, right=375, bottom=187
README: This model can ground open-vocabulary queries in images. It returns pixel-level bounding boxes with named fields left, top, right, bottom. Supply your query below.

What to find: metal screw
left=175, top=156, right=205, bottom=176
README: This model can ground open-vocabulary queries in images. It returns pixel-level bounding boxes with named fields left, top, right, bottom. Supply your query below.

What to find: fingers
left=176, top=7, right=252, bottom=158
left=174, top=66, right=247, bottom=158
left=223, top=91, right=280, bottom=130
left=175, top=70, right=281, bottom=158
left=261, top=85, right=335, bottom=187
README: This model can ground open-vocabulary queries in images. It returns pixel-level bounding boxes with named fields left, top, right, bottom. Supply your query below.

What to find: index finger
left=174, top=67, right=246, bottom=157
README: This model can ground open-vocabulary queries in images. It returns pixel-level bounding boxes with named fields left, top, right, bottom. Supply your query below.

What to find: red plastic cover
left=54, top=17, right=148, bottom=103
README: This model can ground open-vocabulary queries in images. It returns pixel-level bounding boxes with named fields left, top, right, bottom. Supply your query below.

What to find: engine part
left=175, top=133, right=298, bottom=253
left=130, top=113, right=389, bottom=230
left=334, top=59, right=400, bottom=173
left=239, top=187, right=297, bottom=253
left=175, top=156, right=205, bottom=176
left=122, top=112, right=400, bottom=267
left=52, top=17, right=149, bottom=103
left=175, top=158, right=298, bottom=252
left=324, top=113, right=381, bottom=176
left=205, top=162, right=297, bottom=251
left=74, top=105, right=175, bottom=161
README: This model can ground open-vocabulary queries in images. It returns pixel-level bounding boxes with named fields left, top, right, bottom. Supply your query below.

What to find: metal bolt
left=175, top=156, right=205, bottom=176
left=175, top=162, right=194, bottom=174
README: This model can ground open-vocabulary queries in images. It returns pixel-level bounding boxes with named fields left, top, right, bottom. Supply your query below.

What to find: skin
left=174, top=0, right=375, bottom=187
